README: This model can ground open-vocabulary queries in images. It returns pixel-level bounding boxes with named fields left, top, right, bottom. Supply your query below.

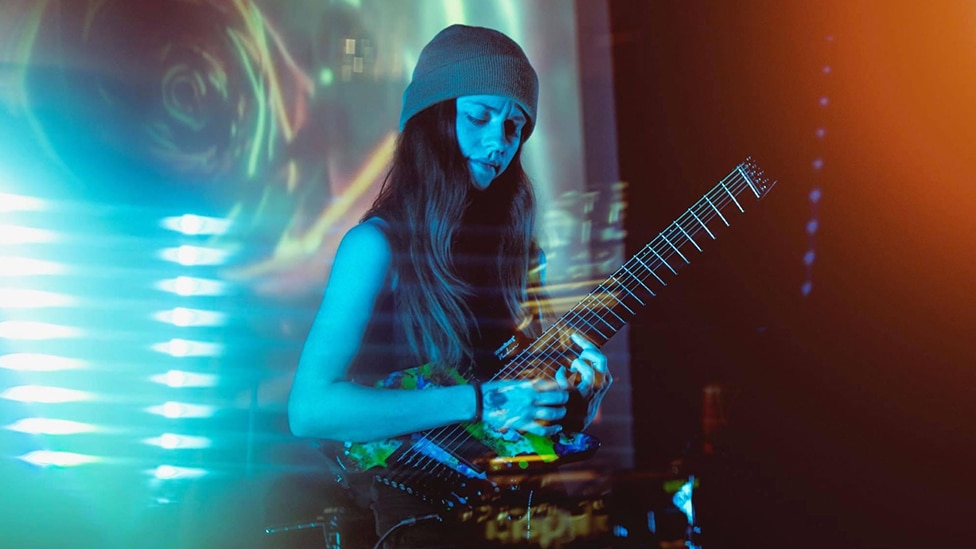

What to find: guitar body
left=321, top=362, right=601, bottom=510
left=321, top=158, right=775, bottom=512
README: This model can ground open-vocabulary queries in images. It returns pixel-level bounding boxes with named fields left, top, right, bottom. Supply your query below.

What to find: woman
left=288, top=24, right=612, bottom=547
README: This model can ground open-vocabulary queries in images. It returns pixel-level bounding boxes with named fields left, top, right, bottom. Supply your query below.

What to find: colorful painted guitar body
left=321, top=159, right=776, bottom=512
left=320, top=363, right=602, bottom=510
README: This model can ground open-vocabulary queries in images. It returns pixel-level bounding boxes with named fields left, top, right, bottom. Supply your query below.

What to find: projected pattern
left=0, top=1, right=624, bottom=546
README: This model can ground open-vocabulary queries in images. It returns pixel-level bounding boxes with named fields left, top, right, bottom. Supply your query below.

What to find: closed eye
left=466, top=114, right=489, bottom=126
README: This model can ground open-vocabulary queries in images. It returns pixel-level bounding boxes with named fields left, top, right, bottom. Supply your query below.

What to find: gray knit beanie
left=399, top=24, right=539, bottom=140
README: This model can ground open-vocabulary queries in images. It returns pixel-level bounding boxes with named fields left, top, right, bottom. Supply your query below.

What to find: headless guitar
left=320, top=158, right=776, bottom=512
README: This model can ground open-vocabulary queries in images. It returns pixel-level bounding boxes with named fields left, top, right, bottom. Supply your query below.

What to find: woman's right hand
left=479, top=379, right=569, bottom=437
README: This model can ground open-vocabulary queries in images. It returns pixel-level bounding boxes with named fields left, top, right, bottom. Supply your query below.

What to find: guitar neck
left=331, top=158, right=778, bottom=511
left=498, top=158, right=775, bottom=378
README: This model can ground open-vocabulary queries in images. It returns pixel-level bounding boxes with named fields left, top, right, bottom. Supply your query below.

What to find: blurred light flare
left=1, top=385, right=93, bottom=403
left=157, top=275, right=228, bottom=296
left=148, top=401, right=217, bottom=419
left=160, top=214, right=231, bottom=236
left=151, top=464, right=207, bottom=480
left=20, top=450, right=99, bottom=467
left=0, top=224, right=59, bottom=244
left=153, top=306, right=227, bottom=327
left=151, top=338, right=224, bottom=357
left=144, top=433, right=212, bottom=450
left=0, top=193, right=47, bottom=212
left=160, top=245, right=233, bottom=266
left=150, top=369, right=219, bottom=388
left=7, top=417, right=96, bottom=435
left=0, top=288, right=77, bottom=308
left=0, top=321, right=83, bottom=340
left=318, top=67, right=334, bottom=86
left=0, top=353, right=87, bottom=371
left=0, top=257, right=66, bottom=276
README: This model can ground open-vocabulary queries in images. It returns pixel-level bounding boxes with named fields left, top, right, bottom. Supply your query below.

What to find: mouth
left=471, top=159, right=500, bottom=176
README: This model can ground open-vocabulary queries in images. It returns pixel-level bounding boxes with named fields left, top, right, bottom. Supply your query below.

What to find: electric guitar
left=320, top=158, right=776, bottom=511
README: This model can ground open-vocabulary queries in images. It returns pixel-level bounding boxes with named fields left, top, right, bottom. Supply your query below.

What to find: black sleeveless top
left=337, top=214, right=545, bottom=541
left=346, top=216, right=519, bottom=385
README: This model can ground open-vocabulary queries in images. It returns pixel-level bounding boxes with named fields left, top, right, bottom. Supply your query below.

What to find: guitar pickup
left=411, top=434, right=488, bottom=480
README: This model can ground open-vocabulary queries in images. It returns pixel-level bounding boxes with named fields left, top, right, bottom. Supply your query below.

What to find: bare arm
left=289, top=220, right=575, bottom=443
left=288, top=220, right=480, bottom=442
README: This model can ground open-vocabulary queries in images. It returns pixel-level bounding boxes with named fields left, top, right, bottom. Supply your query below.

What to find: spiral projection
left=0, top=1, right=597, bottom=297
left=4, top=0, right=311, bottom=204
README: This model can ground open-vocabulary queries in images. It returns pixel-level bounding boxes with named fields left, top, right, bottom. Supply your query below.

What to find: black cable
left=371, top=513, right=442, bottom=549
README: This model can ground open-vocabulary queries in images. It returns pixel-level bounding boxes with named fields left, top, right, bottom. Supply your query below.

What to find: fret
left=634, top=252, right=667, bottom=286
left=649, top=245, right=677, bottom=275
left=591, top=287, right=630, bottom=322
left=720, top=180, right=744, bottom=213
left=603, top=278, right=639, bottom=313
left=620, top=263, right=654, bottom=297
left=675, top=220, right=702, bottom=252
left=587, top=292, right=627, bottom=326
left=661, top=233, right=689, bottom=264
left=566, top=309, right=610, bottom=340
left=689, top=208, right=715, bottom=240
left=585, top=306, right=618, bottom=335
left=527, top=332, right=559, bottom=359
left=704, top=195, right=729, bottom=226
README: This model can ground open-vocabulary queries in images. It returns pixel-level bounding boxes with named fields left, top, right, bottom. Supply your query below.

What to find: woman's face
left=455, top=95, right=527, bottom=190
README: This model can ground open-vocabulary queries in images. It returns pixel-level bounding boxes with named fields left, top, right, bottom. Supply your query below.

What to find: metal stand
left=265, top=512, right=342, bottom=549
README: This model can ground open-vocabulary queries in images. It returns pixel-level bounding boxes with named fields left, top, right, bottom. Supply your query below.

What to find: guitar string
left=419, top=170, right=759, bottom=467
left=494, top=168, right=757, bottom=380
left=485, top=160, right=765, bottom=384
left=495, top=175, right=751, bottom=383
left=394, top=164, right=768, bottom=484
left=422, top=172, right=757, bottom=464
left=385, top=458, right=457, bottom=507
left=418, top=169, right=758, bottom=465
left=364, top=167, right=765, bottom=500
left=402, top=168, right=766, bottom=490
left=379, top=430, right=477, bottom=507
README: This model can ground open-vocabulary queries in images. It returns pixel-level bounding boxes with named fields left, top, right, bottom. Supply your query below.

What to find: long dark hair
left=363, top=100, right=539, bottom=369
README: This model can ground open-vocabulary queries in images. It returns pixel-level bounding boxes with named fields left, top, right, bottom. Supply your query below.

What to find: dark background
left=608, top=1, right=975, bottom=547
left=2, top=2, right=974, bottom=548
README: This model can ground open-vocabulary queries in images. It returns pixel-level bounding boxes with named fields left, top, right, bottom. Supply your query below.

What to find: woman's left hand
left=555, top=332, right=612, bottom=429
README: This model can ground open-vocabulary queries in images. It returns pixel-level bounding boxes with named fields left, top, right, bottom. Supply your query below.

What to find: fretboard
left=497, top=157, right=775, bottom=379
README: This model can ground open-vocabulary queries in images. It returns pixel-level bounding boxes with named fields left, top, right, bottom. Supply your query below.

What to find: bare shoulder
left=339, top=218, right=391, bottom=256
left=328, top=218, right=394, bottom=293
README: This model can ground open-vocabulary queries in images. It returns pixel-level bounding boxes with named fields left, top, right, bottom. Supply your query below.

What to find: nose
left=482, top=120, right=506, bottom=158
